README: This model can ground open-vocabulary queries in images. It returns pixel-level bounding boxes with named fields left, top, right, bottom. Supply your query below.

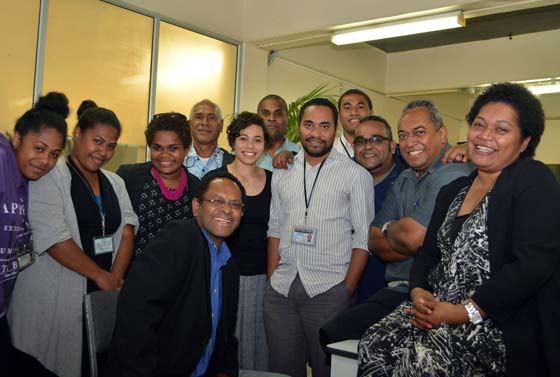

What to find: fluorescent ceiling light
left=528, top=84, right=560, bottom=95
left=332, top=11, right=465, bottom=46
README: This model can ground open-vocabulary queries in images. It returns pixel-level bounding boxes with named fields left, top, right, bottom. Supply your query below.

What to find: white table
left=327, top=339, right=359, bottom=377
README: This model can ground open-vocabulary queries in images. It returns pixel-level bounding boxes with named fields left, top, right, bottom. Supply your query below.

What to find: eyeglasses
left=200, top=198, right=244, bottom=211
left=353, top=135, right=390, bottom=147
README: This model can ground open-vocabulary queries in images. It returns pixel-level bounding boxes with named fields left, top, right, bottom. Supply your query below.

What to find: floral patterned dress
left=358, top=185, right=506, bottom=377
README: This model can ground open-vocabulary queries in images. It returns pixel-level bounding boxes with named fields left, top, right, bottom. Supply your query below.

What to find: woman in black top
left=117, top=112, right=200, bottom=257
left=219, top=112, right=271, bottom=371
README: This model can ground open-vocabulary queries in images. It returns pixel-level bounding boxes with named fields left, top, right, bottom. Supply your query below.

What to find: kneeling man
left=105, top=171, right=245, bottom=377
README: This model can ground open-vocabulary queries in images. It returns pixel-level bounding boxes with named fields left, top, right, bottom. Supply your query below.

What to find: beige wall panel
left=386, top=29, right=560, bottom=94
left=0, top=0, right=39, bottom=134
left=266, top=58, right=464, bottom=145
left=42, top=0, right=152, bottom=148
left=155, top=21, right=238, bottom=149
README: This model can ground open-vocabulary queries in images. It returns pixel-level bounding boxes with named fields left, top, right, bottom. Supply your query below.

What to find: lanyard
left=67, top=156, right=106, bottom=236
left=303, top=158, right=326, bottom=219
left=339, top=137, right=352, bottom=159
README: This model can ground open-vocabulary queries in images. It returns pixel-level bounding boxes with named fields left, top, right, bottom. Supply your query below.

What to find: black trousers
left=319, top=288, right=409, bottom=349
left=0, top=315, right=58, bottom=377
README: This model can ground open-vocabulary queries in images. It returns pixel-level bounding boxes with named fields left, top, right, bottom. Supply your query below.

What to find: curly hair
left=467, top=83, right=544, bottom=158
left=226, top=111, right=270, bottom=150
left=145, top=112, right=191, bottom=148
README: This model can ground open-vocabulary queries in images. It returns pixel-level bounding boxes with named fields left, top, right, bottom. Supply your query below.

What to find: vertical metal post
left=145, top=17, right=160, bottom=161
left=33, top=0, right=49, bottom=104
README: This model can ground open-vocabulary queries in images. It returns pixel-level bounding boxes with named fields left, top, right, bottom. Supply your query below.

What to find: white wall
left=386, top=29, right=560, bottom=93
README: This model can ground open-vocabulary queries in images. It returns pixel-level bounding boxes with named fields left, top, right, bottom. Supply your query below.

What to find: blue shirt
left=185, top=146, right=226, bottom=179
left=356, top=163, right=404, bottom=303
left=257, top=137, right=300, bottom=172
left=372, top=145, right=473, bottom=293
left=192, top=229, right=232, bottom=377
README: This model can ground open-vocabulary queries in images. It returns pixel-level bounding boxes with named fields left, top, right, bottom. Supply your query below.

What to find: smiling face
left=71, top=123, right=119, bottom=174
left=193, top=178, right=243, bottom=246
left=258, top=99, right=288, bottom=142
left=468, top=102, right=530, bottom=174
left=354, top=120, right=395, bottom=176
left=234, top=124, right=266, bottom=165
left=339, top=93, right=372, bottom=137
left=398, top=107, right=447, bottom=177
left=12, top=127, right=65, bottom=180
left=299, top=105, right=336, bottom=162
left=149, top=130, right=188, bottom=177
left=190, top=103, right=223, bottom=146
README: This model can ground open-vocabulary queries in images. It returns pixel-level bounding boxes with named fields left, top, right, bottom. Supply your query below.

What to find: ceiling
left=368, top=4, right=560, bottom=52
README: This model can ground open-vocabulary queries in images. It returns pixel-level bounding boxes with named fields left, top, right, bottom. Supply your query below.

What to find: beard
left=302, top=138, right=334, bottom=158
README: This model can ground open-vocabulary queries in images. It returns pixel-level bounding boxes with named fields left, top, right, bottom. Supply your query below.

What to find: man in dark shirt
left=351, top=115, right=406, bottom=303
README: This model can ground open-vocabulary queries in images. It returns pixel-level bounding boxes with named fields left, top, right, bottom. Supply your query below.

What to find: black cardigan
left=410, top=158, right=560, bottom=377
left=105, top=218, right=239, bottom=377
left=116, top=162, right=200, bottom=211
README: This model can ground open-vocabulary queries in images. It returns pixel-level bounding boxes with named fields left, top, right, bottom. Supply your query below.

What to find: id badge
left=292, top=226, right=317, bottom=246
left=93, top=235, right=114, bottom=255
left=16, top=241, right=35, bottom=271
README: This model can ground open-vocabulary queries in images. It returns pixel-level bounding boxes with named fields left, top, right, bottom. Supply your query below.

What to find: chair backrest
left=84, top=289, right=120, bottom=377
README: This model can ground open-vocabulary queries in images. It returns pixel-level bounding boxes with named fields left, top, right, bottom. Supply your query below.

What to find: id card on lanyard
left=291, top=159, right=325, bottom=248
left=67, top=157, right=114, bottom=255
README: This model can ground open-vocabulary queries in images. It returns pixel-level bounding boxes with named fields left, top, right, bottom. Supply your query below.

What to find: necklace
left=152, top=167, right=187, bottom=201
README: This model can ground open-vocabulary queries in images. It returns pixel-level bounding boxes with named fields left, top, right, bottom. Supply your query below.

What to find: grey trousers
left=263, top=275, right=352, bottom=377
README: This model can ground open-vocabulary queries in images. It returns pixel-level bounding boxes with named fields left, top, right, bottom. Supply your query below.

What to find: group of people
left=0, top=82, right=558, bottom=377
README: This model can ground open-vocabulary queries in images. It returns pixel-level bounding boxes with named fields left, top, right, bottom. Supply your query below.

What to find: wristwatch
left=464, top=299, right=483, bottom=324
left=381, top=221, right=393, bottom=238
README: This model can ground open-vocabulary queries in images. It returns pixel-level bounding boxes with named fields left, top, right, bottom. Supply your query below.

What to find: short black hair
left=359, top=115, right=393, bottom=141
left=196, top=170, right=246, bottom=204
left=145, top=112, right=191, bottom=148
left=226, top=111, right=270, bottom=150
left=467, top=82, right=544, bottom=158
left=298, top=98, right=338, bottom=126
left=338, top=89, right=373, bottom=112
left=14, top=92, right=68, bottom=146
left=76, top=107, right=121, bottom=136
left=257, top=94, right=288, bottom=114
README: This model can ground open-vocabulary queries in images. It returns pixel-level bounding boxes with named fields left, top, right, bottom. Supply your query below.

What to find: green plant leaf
left=286, top=83, right=338, bottom=143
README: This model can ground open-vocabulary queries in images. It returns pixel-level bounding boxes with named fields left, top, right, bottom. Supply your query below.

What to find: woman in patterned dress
left=117, top=112, right=200, bottom=258
left=358, top=83, right=560, bottom=377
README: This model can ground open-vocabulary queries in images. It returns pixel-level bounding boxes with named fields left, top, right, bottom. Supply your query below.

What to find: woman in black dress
left=218, top=112, right=271, bottom=371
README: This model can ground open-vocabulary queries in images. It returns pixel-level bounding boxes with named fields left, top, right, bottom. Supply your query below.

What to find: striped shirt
left=268, top=149, right=375, bottom=297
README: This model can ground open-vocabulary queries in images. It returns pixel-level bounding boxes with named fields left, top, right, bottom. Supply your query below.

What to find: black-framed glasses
left=353, top=135, right=391, bottom=147
left=200, top=198, right=244, bottom=211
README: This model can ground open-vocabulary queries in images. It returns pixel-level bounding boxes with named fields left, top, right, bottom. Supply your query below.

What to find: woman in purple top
left=0, top=92, right=68, bottom=376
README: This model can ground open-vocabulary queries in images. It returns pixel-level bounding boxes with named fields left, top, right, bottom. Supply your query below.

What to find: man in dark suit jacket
left=105, top=170, right=246, bottom=377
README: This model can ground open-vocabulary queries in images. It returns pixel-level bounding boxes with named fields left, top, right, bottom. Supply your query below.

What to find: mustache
left=304, top=137, right=326, bottom=143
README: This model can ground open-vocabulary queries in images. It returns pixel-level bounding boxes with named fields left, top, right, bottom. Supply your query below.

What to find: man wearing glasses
left=184, top=99, right=234, bottom=179
left=350, top=115, right=406, bottom=304
left=106, top=171, right=245, bottom=377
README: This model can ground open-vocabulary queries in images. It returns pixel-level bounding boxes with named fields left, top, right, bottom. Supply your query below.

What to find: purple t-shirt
left=0, top=133, right=30, bottom=318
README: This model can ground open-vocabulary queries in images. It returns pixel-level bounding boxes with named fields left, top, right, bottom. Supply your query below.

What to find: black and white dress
left=358, top=185, right=506, bottom=377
